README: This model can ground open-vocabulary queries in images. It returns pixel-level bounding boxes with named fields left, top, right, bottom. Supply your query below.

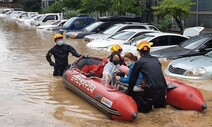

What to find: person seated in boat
left=86, top=44, right=124, bottom=77
left=128, top=41, right=167, bottom=113
left=108, top=44, right=124, bottom=65
left=115, top=52, right=143, bottom=92
left=102, top=52, right=122, bottom=86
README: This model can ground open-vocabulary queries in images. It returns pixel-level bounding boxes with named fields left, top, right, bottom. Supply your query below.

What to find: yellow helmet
left=53, top=33, right=63, bottom=41
left=110, top=44, right=122, bottom=53
left=137, top=40, right=151, bottom=51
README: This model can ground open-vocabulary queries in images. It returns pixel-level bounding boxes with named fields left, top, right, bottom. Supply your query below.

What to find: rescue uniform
left=128, top=53, right=167, bottom=113
left=46, top=44, right=81, bottom=76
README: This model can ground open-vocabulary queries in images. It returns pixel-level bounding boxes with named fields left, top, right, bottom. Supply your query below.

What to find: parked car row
left=158, top=33, right=212, bottom=80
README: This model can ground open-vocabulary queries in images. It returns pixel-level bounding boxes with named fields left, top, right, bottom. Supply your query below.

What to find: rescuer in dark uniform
left=128, top=41, right=167, bottom=113
left=46, top=33, right=81, bottom=76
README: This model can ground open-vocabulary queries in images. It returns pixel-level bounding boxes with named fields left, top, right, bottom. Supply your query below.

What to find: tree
left=110, top=0, right=142, bottom=15
left=42, top=1, right=63, bottom=13
left=21, top=0, right=41, bottom=12
left=152, top=0, right=195, bottom=34
left=80, top=0, right=112, bottom=16
left=62, top=0, right=82, bottom=10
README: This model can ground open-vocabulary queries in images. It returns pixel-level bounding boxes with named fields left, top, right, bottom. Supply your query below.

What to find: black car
left=64, top=21, right=123, bottom=39
left=151, top=33, right=212, bottom=60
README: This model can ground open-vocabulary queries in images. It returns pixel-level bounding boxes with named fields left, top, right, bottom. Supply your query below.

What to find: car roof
left=121, top=29, right=158, bottom=32
left=143, top=32, right=189, bottom=38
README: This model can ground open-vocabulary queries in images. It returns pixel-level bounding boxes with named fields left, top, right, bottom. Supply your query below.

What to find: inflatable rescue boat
left=62, top=57, right=207, bottom=121
left=62, top=57, right=138, bottom=121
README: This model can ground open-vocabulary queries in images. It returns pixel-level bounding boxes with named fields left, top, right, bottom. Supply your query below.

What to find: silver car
left=165, top=51, right=212, bottom=80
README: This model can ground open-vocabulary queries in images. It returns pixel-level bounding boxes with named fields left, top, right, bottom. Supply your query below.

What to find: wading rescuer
left=46, top=33, right=81, bottom=76
left=128, top=41, right=167, bottom=113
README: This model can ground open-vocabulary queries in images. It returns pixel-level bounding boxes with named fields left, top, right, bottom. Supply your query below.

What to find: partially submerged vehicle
left=86, top=29, right=160, bottom=51
left=165, top=51, right=212, bottom=80
left=151, top=33, right=212, bottom=60
left=83, top=23, right=160, bottom=42
left=36, top=19, right=67, bottom=31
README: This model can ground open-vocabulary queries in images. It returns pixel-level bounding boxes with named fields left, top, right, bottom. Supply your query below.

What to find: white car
left=86, top=29, right=160, bottom=51
left=83, top=23, right=160, bottom=42
left=120, top=32, right=189, bottom=56
left=36, top=19, right=67, bottom=31
left=32, top=13, right=63, bottom=26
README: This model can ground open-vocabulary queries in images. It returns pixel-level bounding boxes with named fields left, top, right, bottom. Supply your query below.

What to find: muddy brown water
left=0, top=17, right=212, bottom=127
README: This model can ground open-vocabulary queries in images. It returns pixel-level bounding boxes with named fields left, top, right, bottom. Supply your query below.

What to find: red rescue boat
left=166, top=78, right=207, bottom=111
left=120, top=63, right=207, bottom=111
left=62, top=57, right=138, bottom=121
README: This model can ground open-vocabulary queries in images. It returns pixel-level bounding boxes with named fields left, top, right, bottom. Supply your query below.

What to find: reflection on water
left=0, top=16, right=212, bottom=127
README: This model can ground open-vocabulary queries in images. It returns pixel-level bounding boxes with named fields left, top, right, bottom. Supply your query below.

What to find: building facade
left=185, top=0, right=212, bottom=29
left=41, top=0, right=55, bottom=9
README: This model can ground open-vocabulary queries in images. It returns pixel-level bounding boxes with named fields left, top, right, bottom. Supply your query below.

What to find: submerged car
left=36, top=19, right=67, bottom=31
left=83, top=23, right=160, bottom=42
left=86, top=29, right=159, bottom=50
left=64, top=21, right=124, bottom=39
left=165, top=51, right=212, bottom=80
left=151, top=33, right=212, bottom=60
left=120, top=32, right=189, bottom=55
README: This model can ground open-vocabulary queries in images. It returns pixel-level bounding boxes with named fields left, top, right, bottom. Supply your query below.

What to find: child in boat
left=102, top=52, right=122, bottom=86
left=116, top=52, right=143, bottom=91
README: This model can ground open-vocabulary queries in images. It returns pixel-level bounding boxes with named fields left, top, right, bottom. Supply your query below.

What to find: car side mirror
left=149, top=42, right=153, bottom=46
left=199, top=45, right=207, bottom=52
left=131, top=38, right=136, bottom=42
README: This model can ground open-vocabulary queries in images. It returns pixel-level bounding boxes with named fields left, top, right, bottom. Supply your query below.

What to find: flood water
left=0, top=16, right=212, bottom=127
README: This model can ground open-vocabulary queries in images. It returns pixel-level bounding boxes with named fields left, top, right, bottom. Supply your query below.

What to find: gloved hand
left=50, top=63, right=55, bottom=67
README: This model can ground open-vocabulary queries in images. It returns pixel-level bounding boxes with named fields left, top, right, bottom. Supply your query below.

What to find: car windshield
left=84, top=22, right=103, bottom=32
left=126, top=34, right=155, bottom=45
left=103, top=24, right=123, bottom=35
left=63, top=17, right=77, bottom=28
left=180, top=35, right=209, bottom=49
left=205, top=51, right=212, bottom=58
left=110, top=31, right=136, bottom=40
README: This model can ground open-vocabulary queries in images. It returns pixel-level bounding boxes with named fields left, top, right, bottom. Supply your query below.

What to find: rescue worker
left=46, top=33, right=81, bottom=76
left=128, top=41, right=167, bottom=113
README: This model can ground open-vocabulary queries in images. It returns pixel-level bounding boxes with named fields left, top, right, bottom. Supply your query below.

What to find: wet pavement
left=0, top=16, right=212, bottom=127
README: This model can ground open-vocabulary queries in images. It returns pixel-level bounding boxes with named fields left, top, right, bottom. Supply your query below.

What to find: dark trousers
left=132, top=88, right=167, bottom=113
left=53, top=65, right=67, bottom=76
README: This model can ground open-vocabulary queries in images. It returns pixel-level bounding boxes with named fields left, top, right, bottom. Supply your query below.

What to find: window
left=170, top=36, right=188, bottom=45
left=43, top=15, right=58, bottom=22
left=119, top=26, right=146, bottom=32
left=204, top=39, right=212, bottom=48
left=95, top=22, right=113, bottom=32
left=73, top=19, right=86, bottom=27
left=151, top=36, right=169, bottom=46
left=180, top=36, right=209, bottom=49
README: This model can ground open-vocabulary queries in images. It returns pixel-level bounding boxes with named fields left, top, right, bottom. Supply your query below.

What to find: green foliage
left=80, top=0, right=112, bottom=14
left=62, top=0, right=82, bottom=10
left=152, top=0, right=194, bottom=19
left=110, top=0, right=142, bottom=15
left=152, top=18, right=173, bottom=32
left=21, top=0, right=41, bottom=12
left=41, top=1, right=63, bottom=13
left=152, top=0, right=195, bottom=33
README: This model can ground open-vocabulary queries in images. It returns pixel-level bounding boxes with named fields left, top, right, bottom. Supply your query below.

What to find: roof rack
left=98, top=16, right=142, bottom=22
